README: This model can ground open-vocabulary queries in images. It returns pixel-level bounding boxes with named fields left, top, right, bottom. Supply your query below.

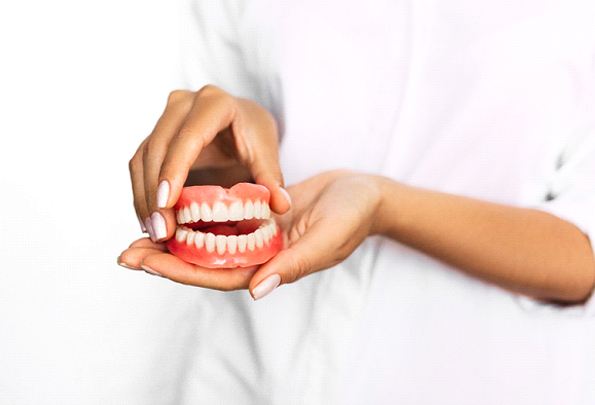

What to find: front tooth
left=194, top=231, right=205, bottom=249
left=254, top=229, right=264, bottom=248
left=176, top=228, right=188, bottom=242
left=229, top=201, right=243, bottom=221
left=183, top=207, right=192, bottom=223
left=215, top=235, right=227, bottom=255
left=205, top=233, right=216, bottom=252
left=176, top=210, right=184, bottom=224
left=190, top=202, right=201, bottom=222
left=212, top=202, right=229, bottom=222
left=227, top=235, right=237, bottom=254
left=244, top=200, right=254, bottom=219
left=247, top=233, right=256, bottom=251
left=253, top=200, right=262, bottom=219
left=238, top=235, right=247, bottom=253
left=262, top=203, right=270, bottom=219
left=201, top=203, right=213, bottom=222
left=186, top=231, right=195, bottom=245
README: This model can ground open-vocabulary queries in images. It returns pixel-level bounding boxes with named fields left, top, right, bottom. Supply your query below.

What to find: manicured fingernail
left=138, top=214, right=147, bottom=232
left=279, top=187, right=292, bottom=208
left=151, top=211, right=167, bottom=240
left=141, top=264, right=162, bottom=276
left=144, top=217, right=155, bottom=240
left=252, top=273, right=281, bottom=300
left=157, top=180, right=170, bottom=209
left=117, top=257, right=135, bottom=270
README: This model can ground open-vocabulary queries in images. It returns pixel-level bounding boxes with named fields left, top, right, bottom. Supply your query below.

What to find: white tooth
left=194, top=231, right=205, bottom=249
left=238, top=235, right=247, bottom=253
left=201, top=203, right=213, bottom=222
left=253, top=200, right=262, bottom=219
left=254, top=229, right=264, bottom=248
left=176, top=210, right=184, bottom=224
left=183, top=207, right=192, bottom=223
left=190, top=202, right=201, bottom=222
left=216, top=235, right=227, bottom=255
left=212, top=202, right=229, bottom=222
left=263, top=225, right=272, bottom=242
left=227, top=235, right=237, bottom=254
left=186, top=231, right=195, bottom=245
left=262, top=203, right=271, bottom=219
left=205, top=233, right=216, bottom=253
left=229, top=201, right=243, bottom=221
left=247, top=233, right=256, bottom=251
left=272, top=222, right=278, bottom=235
left=244, top=200, right=254, bottom=219
left=176, top=228, right=188, bottom=242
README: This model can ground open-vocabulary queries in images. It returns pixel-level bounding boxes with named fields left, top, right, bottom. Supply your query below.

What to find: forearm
left=373, top=177, right=595, bottom=303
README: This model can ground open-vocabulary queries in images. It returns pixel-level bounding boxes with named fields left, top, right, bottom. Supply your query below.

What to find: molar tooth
left=176, top=210, right=184, bottom=224
left=262, top=203, right=270, bottom=219
left=227, top=235, right=237, bottom=254
left=190, top=202, right=201, bottom=222
left=247, top=233, right=256, bottom=251
left=253, top=200, right=262, bottom=219
left=215, top=235, right=227, bottom=255
left=238, top=235, right=247, bottom=253
left=212, top=202, right=229, bottom=222
left=205, top=233, right=216, bottom=253
left=186, top=231, right=195, bottom=245
left=244, top=200, right=254, bottom=220
left=183, top=207, right=192, bottom=223
left=229, top=201, right=243, bottom=221
left=194, top=231, right=205, bottom=249
left=201, top=203, right=213, bottom=222
left=254, top=229, right=264, bottom=248
left=176, top=228, right=188, bottom=242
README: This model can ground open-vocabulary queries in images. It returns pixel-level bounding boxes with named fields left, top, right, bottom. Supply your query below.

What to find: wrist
left=370, top=176, right=409, bottom=237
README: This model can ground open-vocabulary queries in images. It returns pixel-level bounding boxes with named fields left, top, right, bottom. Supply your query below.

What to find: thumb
left=250, top=152, right=291, bottom=216
left=248, top=222, right=332, bottom=300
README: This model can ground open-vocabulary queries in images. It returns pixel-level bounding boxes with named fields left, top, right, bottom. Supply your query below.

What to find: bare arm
left=374, top=178, right=595, bottom=303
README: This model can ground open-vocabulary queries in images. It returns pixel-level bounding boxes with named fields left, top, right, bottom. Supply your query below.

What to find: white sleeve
left=176, top=0, right=256, bottom=98
left=520, top=122, right=595, bottom=316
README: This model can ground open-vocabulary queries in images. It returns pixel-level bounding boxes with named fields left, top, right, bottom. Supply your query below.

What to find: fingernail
left=117, top=257, right=135, bottom=270
left=144, top=217, right=155, bottom=240
left=138, top=214, right=147, bottom=233
left=151, top=211, right=167, bottom=240
left=141, top=264, right=162, bottom=277
left=279, top=187, right=292, bottom=208
left=157, top=180, right=170, bottom=209
left=252, top=273, right=281, bottom=300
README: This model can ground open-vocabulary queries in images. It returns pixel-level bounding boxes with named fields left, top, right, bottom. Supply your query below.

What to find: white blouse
left=170, top=0, right=595, bottom=403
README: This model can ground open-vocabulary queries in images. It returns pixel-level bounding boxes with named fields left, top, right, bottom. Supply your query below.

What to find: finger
left=141, top=252, right=257, bottom=291
left=129, top=139, right=150, bottom=233
left=128, top=237, right=168, bottom=250
left=143, top=91, right=194, bottom=241
left=248, top=222, right=336, bottom=299
left=159, top=85, right=236, bottom=209
left=118, top=247, right=165, bottom=270
left=232, top=100, right=291, bottom=214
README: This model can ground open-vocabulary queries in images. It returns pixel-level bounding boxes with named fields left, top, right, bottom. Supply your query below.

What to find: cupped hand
left=118, top=170, right=384, bottom=299
left=128, top=85, right=291, bottom=242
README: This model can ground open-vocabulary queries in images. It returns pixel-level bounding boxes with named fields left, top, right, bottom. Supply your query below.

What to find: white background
left=0, top=1, right=193, bottom=402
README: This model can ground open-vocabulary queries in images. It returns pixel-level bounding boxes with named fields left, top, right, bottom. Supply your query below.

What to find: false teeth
left=175, top=199, right=272, bottom=224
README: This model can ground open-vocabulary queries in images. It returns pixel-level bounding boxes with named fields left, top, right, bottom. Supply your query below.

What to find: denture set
left=166, top=183, right=283, bottom=268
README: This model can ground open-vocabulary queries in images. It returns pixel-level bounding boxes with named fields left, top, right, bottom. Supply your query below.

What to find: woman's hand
left=128, top=85, right=291, bottom=242
left=248, top=170, right=383, bottom=299
left=117, top=170, right=384, bottom=298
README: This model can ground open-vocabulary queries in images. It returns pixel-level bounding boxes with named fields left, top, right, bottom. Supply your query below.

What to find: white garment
left=168, top=0, right=595, bottom=403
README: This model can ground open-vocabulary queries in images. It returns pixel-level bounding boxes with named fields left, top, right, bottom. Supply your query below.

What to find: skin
left=120, top=86, right=595, bottom=303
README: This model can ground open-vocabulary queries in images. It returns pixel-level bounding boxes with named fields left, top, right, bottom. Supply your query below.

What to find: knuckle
left=166, top=89, right=190, bottom=106
left=128, top=155, right=141, bottom=172
left=285, top=254, right=311, bottom=284
left=196, top=84, right=221, bottom=98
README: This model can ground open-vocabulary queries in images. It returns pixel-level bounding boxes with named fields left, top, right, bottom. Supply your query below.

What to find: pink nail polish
left=279, top=188, right=292, bottom=208
left=157, top=180, right=170, bottom=209
left=252, top=274, right=281, bottom=300
left=151, top=212, right=167, bottom=240
left=144, top=217, right=155, bottom=240
left=141, top=264, right=162, bottom=276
